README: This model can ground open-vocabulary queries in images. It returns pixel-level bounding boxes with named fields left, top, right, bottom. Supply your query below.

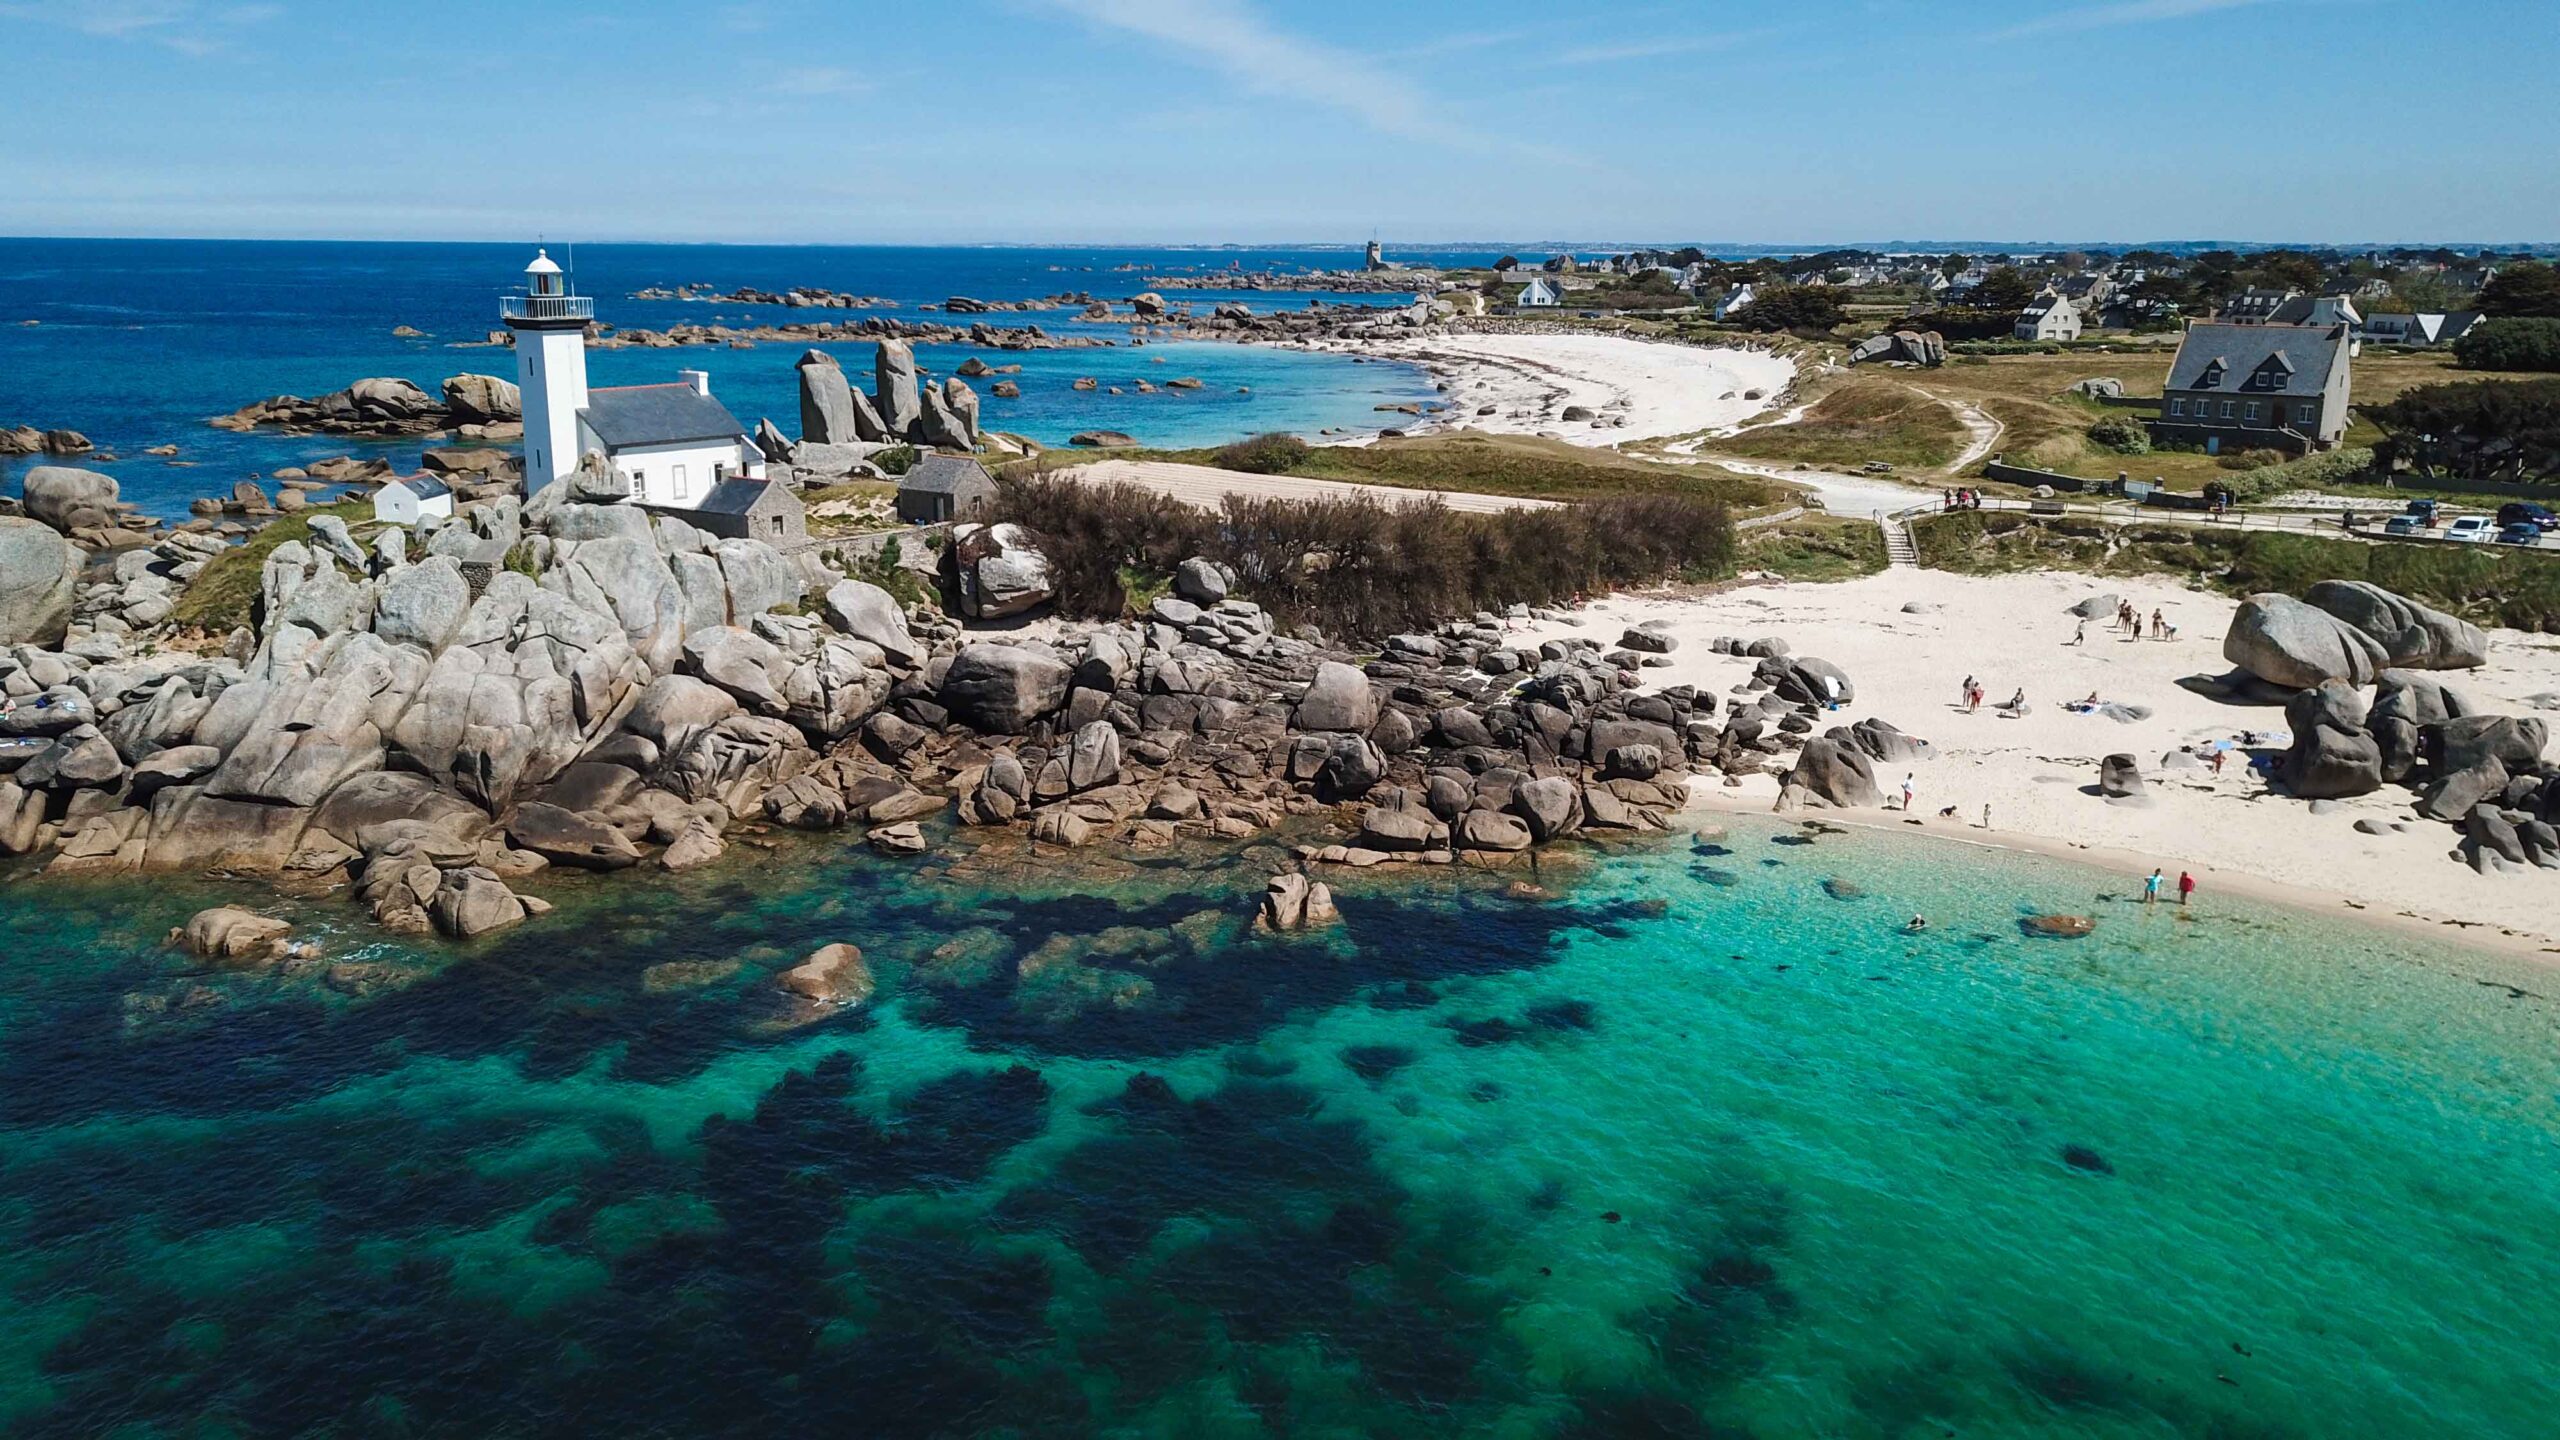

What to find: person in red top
left=2177, top=871, right=2196, bottom=906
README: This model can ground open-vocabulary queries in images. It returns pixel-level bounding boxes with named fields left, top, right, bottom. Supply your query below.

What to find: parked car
left=2497, top=522, right=2544, bottom=546
left=2445, top=516, right=2495, bottom=543
left=2404, top=498, right=2441, bottom=527
left=2383, top=515, right=2424, bottom=537
left=2498, top=502, right=2560, bottom=532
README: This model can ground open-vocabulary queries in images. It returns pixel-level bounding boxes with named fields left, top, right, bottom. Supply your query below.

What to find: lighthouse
left=502, top=248, right=593, bottom=494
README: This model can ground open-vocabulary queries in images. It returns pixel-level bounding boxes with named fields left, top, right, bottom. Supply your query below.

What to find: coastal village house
left=895, top=455, right=996, bottom=524
left=2014, top=293, right=2083, bottom=341
left=2360, top=310, right=2482, bottom=348
left=1705, top=283, right=1757, bottom=321
left=502, top=248, right=804, bottom=543
left=2217, top=287, right=2300, bottom=323
left=2147, top=321, right=2353, bottom=456
left=372, top=475, right=455, bottom=527
left=1516, top=276, right=1562, bottom=308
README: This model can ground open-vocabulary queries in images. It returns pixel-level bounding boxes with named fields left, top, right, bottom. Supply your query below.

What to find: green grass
left=169, top=499, right=373, bottom=634
left=1737, top=518, right=1888, bottom=581
left=1145, top=432, right=1783, bottom=509
left=1912, top=509, right=2560, bottom=631
left=1703, top=377, right=1965, bottom=471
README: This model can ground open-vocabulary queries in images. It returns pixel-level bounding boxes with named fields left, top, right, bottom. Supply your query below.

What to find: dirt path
left=1907, top=383, right=2005, bottom=473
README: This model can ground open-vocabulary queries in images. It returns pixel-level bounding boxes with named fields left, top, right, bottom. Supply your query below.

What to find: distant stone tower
left=1363, top=238, right=1386, bottom=272
left=503, top=248, right=593, bottom=496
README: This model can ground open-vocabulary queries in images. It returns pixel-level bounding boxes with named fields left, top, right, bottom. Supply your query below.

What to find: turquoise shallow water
left=1, top=818, right=2556, bottom=1437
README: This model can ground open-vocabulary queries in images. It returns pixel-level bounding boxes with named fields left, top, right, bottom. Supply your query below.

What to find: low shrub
left=991, top=475, right=1735, bottom=639
left=1213, top=432, right=1312, bottom=475
left=873, top=444, right=919, bottom=476
left=2085, top=415, right=2150, bottom=455
left=2216, top=447, right=2286, bottom=472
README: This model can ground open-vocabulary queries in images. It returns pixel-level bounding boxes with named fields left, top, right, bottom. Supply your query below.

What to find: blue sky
left=2, top=0, right=2553, bottom=245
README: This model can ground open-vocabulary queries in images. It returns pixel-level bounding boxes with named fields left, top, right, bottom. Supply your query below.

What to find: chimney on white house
left=679, top=369, right=711, bottom=397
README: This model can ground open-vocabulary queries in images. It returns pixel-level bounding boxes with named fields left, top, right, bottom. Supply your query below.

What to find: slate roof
left=581, top=383, right=748, bottom=449
left=687, top=479, right=783, bottom=516
left=391, top=475, right=451, bottom=500
left=2164, top=323, right=2347, bottom=399
left=900, top=455, right=994, bottom=495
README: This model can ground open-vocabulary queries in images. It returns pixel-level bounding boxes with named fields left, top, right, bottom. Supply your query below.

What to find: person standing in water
left=2178, top=871, right=2196, bottom=906
left=2143, top=869, right=2164, bottom=904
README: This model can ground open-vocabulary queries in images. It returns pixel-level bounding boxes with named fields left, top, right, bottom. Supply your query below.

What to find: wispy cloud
left=0, top=0, right=278, bottom=54
left=1991, top=0, right=2275, bottom=39
left=1036, top=0, right=1475, bottom=147
left=1556, top=32, right=1756, bottom=64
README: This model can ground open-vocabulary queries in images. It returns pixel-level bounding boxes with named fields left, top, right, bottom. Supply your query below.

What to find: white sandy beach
left=1520, top=570, right=2560, bottom=954
left=1324, top=332, right=1797, bottom=447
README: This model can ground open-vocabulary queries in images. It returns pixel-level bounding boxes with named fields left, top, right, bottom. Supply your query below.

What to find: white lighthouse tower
left=503, top=248, right=593, bottom=495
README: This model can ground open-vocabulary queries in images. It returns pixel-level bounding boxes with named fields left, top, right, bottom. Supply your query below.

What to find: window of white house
left=674, top=464, right=690, bottom=501
left=2244, top=402, right=2260, bottom=421
left=631, top=468, right=644, bottom=491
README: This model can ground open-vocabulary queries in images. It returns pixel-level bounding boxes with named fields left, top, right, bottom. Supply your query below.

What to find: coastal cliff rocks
left=1778, top=737, right=1881, bottom=809
left=171, top=906, right=296, bottom=963
left=20, top=465, right=125, bottom=536
left=2282, top=679, right=2384, bottom=799
left=440, top=374, right=521, bottom=424
left=875, top=338, right=923, bottom=437
left=1848, top=330, right=1947, bottom=367
left=0, top=519, right=84, bottom=645
left=951, top=523, right=1057, bottom=620
left=214, top=374, right=526, bottom=440
left=2370, top=669, right=2470, bottom=783
left=2224, top=584, right=2487, bottom=689
left=2097, top=753, right=2148, bottom=800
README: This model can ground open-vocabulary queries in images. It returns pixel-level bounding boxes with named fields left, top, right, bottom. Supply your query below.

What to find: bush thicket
left=991, top=475, right=1735, bottom=639
left=2454, top=318, right=2560, bottom=373
left=2085, top=415, right=2150, bottom=455
left=1213, top=432, right=1313, bottom=474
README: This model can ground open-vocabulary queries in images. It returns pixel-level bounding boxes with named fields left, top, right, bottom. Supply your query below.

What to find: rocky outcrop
left=951, top=523, right=1056, bottom=620
left=2224, top=584, right=2488, bottom=689
left=19, top=466, right=123, bottom=536
left=0, top=518, right=84, bottom=646
left=441, top=374, right=521, bottom=424
left=1780, top=737, right=1880, bottom=808
left=171, top=906, right=295, bottom=962
left=874, top=338, right=922, bottom=438
left=2282, top=679, right=2383, bottom=799
left=940, top=644, right=1072, bottom=733
left=1847, top=330, right=1946, bottom=367
left=781, top=942, right=874, bottom=1005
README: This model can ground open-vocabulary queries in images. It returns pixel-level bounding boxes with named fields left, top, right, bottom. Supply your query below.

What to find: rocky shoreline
left=0, top=454, right=1896, bottom=968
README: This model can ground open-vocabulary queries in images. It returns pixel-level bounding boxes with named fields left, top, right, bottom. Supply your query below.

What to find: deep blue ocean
left=0, top=240, right=1490, bottom=518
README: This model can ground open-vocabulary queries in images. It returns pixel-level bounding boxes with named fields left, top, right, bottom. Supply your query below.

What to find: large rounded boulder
left=0, top=517, right=83, bottom=645
left=2223, top=593, right=2389, bottom=689
left=939, top=643, right=1072, bottom=734
left=19, top=465, right=120, bottom=535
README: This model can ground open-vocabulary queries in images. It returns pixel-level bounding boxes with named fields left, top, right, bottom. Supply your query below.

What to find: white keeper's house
left=502, top=249, right=799, bottom=540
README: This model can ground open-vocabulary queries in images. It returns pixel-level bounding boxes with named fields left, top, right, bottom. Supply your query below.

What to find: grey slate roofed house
left=2148, top=321, right=2353, bottom=455
left=636, top=477, right=806, bottom=543
left=2218, top=287, right=2300, bottom=324
left=896, top=455, right=996, bottom=525
left=580, top=383, right=752, bottom=449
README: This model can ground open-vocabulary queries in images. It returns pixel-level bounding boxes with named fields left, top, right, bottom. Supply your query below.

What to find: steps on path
left=1879, top=518, right=1920, bottom=569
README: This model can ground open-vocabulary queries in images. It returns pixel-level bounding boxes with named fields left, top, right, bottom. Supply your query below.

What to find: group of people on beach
left=2068, top=601, right=2177, bottom=646
left=1941, top=488, right=1985, bottom=511
left=1957, top=675, right=2027, bottom=716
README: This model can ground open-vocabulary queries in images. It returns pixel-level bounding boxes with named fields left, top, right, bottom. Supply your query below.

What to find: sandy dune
left=1521, top=570, right=2560, bottom=954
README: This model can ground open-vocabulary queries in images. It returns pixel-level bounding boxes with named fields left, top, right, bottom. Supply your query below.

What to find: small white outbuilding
left=373, top=475, right=455, bottom=526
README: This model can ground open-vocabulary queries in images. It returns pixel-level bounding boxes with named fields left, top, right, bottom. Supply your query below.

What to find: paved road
left=1053, top=459, right=1563, bottom=514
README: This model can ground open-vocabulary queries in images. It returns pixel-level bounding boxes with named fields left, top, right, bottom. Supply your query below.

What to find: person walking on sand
left=2072, top=617, right=2086, bottom=646
left=1901, top=774, right=1916, bottom=812
left=2131, top=613, right=2144, bottom=640
left=2178, top=871, right=2196, bottom=906
left=2143, top=868, right=2164, bottom=904
left=1981, top=802, right=1991, bottom=830
left=2151, top=608, right=2165, bottom=637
